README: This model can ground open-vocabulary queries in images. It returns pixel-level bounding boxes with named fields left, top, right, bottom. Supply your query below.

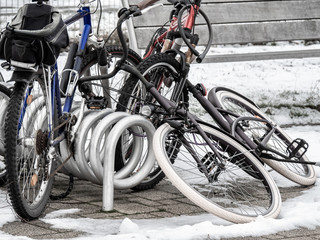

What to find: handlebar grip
left=196, top=57, right=203, bottom=63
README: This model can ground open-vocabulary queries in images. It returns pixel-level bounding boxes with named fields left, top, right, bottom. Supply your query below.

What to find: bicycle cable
left=96, top=0, right=102, bottom=36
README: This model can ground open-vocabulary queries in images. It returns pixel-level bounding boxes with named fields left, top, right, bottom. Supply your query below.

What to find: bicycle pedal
left=287, top=138, right=308, bottom=159
left=85, top=96, right=108, bottom=110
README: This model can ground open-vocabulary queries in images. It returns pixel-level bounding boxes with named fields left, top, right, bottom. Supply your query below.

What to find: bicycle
left=77, top=1, right=282, bottom=223
left=117, top=0, right=316, bottom=188
left=1, top=0, right=142, bottom=220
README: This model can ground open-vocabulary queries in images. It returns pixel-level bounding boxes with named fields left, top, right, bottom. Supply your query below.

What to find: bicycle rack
left=31, top=100, right=155, bottom=211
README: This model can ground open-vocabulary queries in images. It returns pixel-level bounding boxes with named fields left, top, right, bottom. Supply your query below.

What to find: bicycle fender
left=208, top=87, right=259, bottom=109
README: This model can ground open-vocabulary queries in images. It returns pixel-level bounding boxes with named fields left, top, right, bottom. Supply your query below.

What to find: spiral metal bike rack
left=30, top=99, right=155, bottom=210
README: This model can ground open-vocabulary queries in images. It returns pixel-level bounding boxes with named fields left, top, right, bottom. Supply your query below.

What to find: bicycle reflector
left=287, top=138, right=309, bottom=159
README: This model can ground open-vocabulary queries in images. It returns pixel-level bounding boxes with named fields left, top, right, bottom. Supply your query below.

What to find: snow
left=1, top=42, right=320, bottom=239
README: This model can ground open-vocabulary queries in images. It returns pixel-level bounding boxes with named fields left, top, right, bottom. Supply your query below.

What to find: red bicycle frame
left=143, top=1, right=199, bottom=60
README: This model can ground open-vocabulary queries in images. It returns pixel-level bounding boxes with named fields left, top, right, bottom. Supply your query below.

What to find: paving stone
left=155, top=199, right=181, bottom=205
left=264, top=234, right=285, bottom=239
left=157, top=182, right=181, bottom=194
left=29, top=220, right=68, bottom=233
left=175, top=197, right=198, bottom=205
left=277, top=228, right=318, bottom=238
left=280, top=237, right=315, bottom=240
left=131, top=189, right=181, bottom=201
left=126, top=213, right=157, bottom=219
left=223, top=237, right=271, bottom=240
left=32, top=231, right=84, bottom=239
left=80, top=211, right=124, bottom=219
left=68, top=193, right=103, bottom=203
left=1, top=221, right=58, bottom=237
left=151, top=211, right=177, bottom=218
left=160, top=202, right=204, bottom=215
left=131, top=197, right=162, bottom=206
left=113, top=202, right=159, bottom=215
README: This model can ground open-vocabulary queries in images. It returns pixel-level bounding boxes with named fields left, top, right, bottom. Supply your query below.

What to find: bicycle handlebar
left=79, top=4, right=157, bottom=84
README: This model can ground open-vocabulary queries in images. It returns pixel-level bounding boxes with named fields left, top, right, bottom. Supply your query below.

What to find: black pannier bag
left=0, top=3, right=69, bottom=70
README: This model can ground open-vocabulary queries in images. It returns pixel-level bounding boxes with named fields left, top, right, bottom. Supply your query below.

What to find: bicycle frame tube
left=53, top=65, right=63, bottom=118
left=187, top=80, right=258, bottom=150
left=63, top=6, right=92, bottom=114
left=184, top=4, right=198, bottom=30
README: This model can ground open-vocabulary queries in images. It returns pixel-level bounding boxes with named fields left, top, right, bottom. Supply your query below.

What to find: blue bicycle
left=2, top=0, right=141, bottom=220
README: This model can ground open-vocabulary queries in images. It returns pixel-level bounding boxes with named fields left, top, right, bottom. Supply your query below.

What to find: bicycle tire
left=0, top=84, right=11, bottom=186
left=153, top=122, right=281, bottom=223
left=5, top=79, right=58, bottom=220
left=209, top=87, right=316, bottom=186
left=116, top=53, right=189, bottom=191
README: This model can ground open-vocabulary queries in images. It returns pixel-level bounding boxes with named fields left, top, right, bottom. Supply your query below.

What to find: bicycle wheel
left=116, top=53, right=189, bottom=190
left=61, top=45, right=142, bottom=109
left=209, top=87, right=316, bottom=186
left=153, top=122, right=281, bottom=223
left=5, top=77, right=57, bottom=220
left=0, top=84, right=11, bottom=186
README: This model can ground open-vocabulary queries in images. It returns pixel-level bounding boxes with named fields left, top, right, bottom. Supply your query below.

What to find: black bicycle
left=80, top=1, right=282, bottom=223
left=117, top=0, right=316, bottom=191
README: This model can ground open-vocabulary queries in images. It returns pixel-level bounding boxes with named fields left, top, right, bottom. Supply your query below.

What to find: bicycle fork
left=171, top=110, right=228, bottom=183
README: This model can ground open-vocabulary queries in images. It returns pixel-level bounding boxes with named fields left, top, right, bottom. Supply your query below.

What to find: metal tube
left=103, top=115, right=155, bottom=211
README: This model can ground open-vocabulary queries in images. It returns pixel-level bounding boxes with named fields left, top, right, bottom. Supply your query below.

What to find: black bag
left=0, top=3, right=69, bottom=69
